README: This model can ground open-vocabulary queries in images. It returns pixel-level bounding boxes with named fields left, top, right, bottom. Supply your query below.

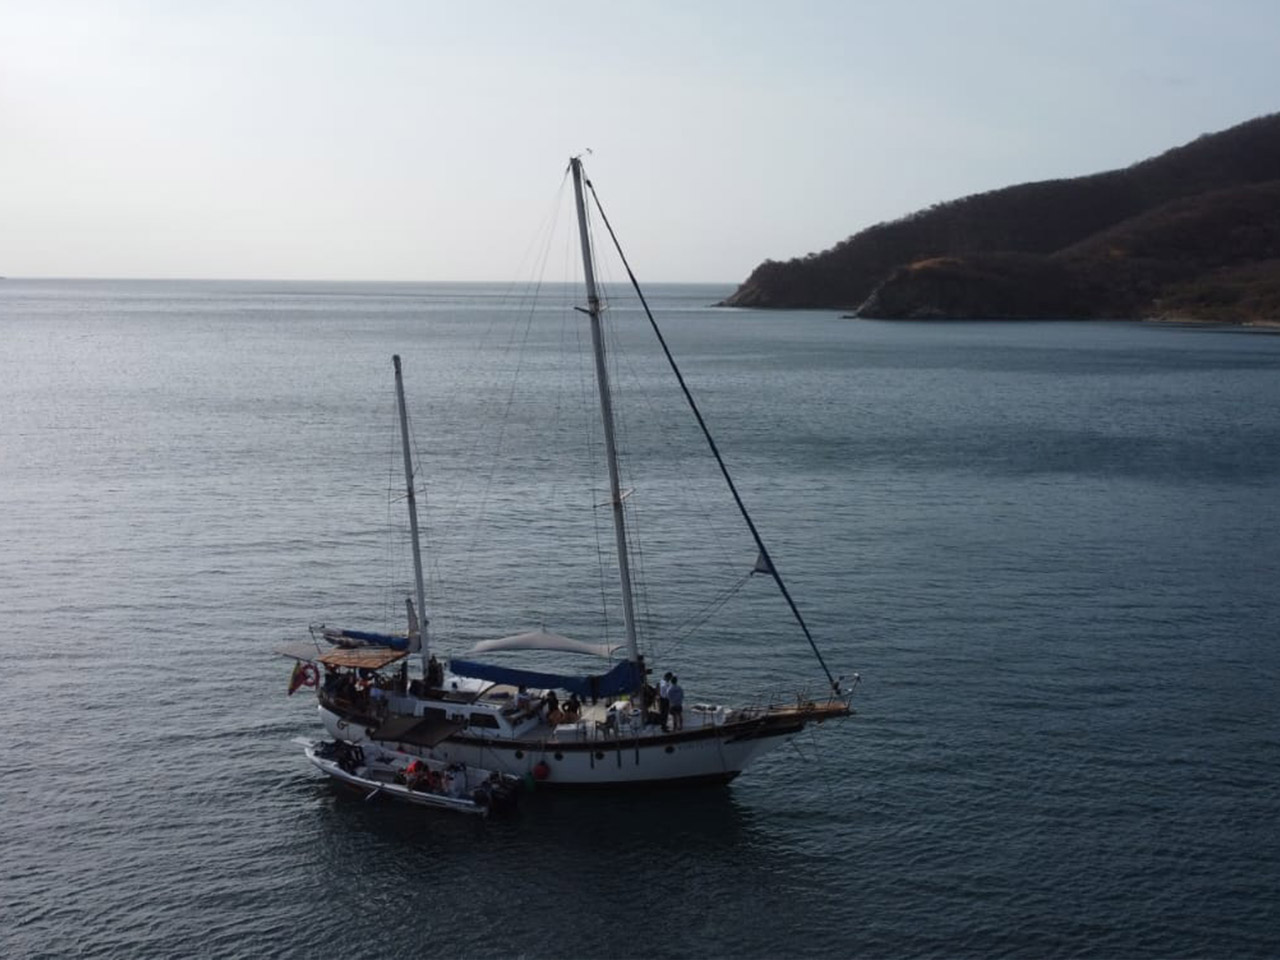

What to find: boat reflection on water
left=299, top=775, right=841, bottom=955
left=310, top=779, right=761, bottom=852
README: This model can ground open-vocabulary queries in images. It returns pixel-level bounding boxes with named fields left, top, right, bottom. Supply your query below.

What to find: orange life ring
left=287, top=661, right=319, bottom=696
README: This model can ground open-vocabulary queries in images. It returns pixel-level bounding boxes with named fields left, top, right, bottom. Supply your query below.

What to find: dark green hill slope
left=722, top=113, right=1280, bottom=322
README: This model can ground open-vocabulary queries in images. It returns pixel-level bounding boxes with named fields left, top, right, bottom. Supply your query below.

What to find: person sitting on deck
left=642, top=681, right=661, bottom=727
left=426, top=654, right=443, bottom=690
left=562, top=693, right=581, bottom=721
left=514, top=686, right=533, bottom=717
left=405, top=758, right=430, bottom=791
left=544, top=690, right=561, bottom=723
left=369, top=682, right=388, bottom=718
left=642, top=681, right=656, bottom=711
left=337, top=672, right=356, bottom=702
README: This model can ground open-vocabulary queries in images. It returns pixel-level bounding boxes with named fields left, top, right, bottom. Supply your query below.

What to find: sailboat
left=285, top=157, right=856, bottom=787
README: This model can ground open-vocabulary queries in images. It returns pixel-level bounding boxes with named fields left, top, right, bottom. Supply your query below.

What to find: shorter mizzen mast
left=393, top=355, right=430, bottom=673
left=570, top=156, right=641, bottom=674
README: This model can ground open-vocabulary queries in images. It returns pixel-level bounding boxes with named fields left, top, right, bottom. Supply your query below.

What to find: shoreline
left=836, top=313, right=1280, bottom=329
left=1142, top=315, right=1280, bottom=330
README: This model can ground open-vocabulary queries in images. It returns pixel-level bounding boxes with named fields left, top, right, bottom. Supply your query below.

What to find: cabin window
left=469, top=713, right=500, bottom=729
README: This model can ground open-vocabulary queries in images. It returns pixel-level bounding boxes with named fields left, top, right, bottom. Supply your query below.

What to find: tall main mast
left=570, top=157, right=640, bottom=665
left=393, top=354, right=429, bottom=668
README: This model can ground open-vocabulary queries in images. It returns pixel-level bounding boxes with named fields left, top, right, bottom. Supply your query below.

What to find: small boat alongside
left=299, top=738, right=522, bottom=816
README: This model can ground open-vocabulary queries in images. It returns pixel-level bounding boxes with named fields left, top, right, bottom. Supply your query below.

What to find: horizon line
left=1, top=274, right=740, bottom=287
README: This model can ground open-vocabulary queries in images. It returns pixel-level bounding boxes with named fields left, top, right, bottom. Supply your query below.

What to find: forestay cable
left=583, top=174, right=843, bottom=694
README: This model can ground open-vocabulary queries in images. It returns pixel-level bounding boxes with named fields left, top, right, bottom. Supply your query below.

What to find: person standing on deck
left=667, top=675, right=684, bottom=731
left=658, top=672, right=673, bottom=732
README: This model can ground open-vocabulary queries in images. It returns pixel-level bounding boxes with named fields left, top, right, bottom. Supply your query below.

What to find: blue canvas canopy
left=447, top=658, right=642, bottom=698
left=322, top=627, right=409, bottom=650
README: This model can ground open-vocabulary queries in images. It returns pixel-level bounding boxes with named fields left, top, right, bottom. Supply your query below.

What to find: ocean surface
left=2, top=278, right=1278, bottom=959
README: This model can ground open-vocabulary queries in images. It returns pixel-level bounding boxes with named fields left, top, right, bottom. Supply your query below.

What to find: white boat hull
left=318, top=704, right=809, bottom=787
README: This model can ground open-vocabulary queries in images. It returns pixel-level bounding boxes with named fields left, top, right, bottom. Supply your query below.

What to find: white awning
left=465, top=629, right=620, bottom=658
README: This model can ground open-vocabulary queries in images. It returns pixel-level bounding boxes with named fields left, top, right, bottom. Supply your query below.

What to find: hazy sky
left=3, top=0, right=1279, bottom=282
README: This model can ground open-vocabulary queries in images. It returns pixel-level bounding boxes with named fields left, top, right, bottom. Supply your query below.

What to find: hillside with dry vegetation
left=721, top=114, right=1280, bottom=322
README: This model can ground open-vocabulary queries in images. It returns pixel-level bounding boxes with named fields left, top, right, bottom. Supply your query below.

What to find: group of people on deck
left=511, top=676, right=687, bottom=732
left=323, top=666, right=396, bottom=718
left=548, top=689, right=583, bottom=725
left=612, top=671, right=685, bottom=732
left=321, top=657, right=691, bottom=736
left=522, top=687, right=582, bottom=726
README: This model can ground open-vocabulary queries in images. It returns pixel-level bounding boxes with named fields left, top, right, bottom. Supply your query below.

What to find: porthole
left=554, top=752, right=564, bottom=761
left=594, top=751, right=605, bottom=760
left=514, top=749, right=524, bottom=760
left=664, top=745, right=675, bottom=754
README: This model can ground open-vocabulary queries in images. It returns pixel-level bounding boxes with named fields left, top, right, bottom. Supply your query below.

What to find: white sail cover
left=465, top=630, right=620, bottom=658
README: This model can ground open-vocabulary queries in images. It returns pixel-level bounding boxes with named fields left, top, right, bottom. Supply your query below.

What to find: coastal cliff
left=722, top=114, right=1280, bottom=322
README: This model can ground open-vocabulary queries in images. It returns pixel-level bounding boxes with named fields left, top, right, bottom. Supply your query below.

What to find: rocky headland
left=721, top=114, right=1280, bottom=322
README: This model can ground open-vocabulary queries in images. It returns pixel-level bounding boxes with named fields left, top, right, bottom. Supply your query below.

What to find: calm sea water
left=2, top=278, right=1278, bottom=959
